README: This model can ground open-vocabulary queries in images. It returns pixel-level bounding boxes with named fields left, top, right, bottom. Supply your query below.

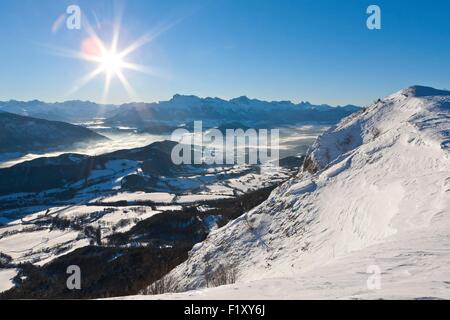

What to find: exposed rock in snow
left=137, top=86, right=450, bottom=299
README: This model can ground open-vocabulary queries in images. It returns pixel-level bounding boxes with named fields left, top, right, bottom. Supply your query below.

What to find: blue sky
left=0, top=0, right=448, bottom=106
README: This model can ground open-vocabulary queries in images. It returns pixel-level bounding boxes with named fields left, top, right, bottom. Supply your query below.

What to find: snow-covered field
left=0, top=148, right=299, bottom=276
left=95, top=192, right=176, bottom=204
left=0, top=204, right=167, bottom=267
left=0, top=228, right=89, bottom=266
left=122, top=86, right=450, bottom=300
left=0, top=268, right=17, bottom=293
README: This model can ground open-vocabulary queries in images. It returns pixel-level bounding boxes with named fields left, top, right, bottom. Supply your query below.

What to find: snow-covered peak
left=392, top=85, right=450, bottom=98
left=304, top=85, right=449, bottom=173
left=149, top=86, right=450, bottom=299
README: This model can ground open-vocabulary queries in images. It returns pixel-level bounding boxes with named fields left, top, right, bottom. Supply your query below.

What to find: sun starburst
left=60, top=13, right=161, bottom=103
left=77, top=37, right=146, bottom=102
left=43, top=6, right=190, bottom=103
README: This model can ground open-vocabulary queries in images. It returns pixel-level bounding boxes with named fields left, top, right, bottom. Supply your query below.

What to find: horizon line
left=0, top=93, right=363, bottom=108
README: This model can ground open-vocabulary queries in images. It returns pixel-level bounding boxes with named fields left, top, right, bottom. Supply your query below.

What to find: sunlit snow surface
left=120, top=87, right=450, bottom=300
left=0, top=268, right=17, bottom=293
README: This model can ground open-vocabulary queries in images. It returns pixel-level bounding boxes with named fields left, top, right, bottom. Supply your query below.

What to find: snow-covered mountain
left=107, top=95, right=360, bottom=127
left=0, top=112, right=107, bottom=154
left=139, top=86, right=450, bottom=299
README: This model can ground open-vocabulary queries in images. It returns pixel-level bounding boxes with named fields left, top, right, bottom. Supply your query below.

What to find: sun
left=46, top=7, right=184, bottom=102
left=58, top=17, right=160, bottom=103
left=100, top=50, right=124, bottom=75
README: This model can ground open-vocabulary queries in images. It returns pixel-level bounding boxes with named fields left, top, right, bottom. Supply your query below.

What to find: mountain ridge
left=1, top=94, right=359, bottom=109
left=1, top=95, right=360, bottom=124
left=108, top=95, right=360, bottom=126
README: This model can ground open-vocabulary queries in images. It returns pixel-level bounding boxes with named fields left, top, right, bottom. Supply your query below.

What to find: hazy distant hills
left=0, top=112, right=107, bottom=154
left=0, top=95, right=360, bottom=126
left=0, top=100, right=119, bottom=122
left=0, top=140, right=177, bottom=195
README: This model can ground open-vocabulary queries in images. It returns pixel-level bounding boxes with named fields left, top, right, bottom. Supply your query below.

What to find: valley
left=0, top=100, right=327, bottom=297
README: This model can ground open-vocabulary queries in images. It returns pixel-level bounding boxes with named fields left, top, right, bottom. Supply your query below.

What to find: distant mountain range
left=0, top=100, right=119, bottom=122
left=0, top=95, right=360, bottom=156
left=0, top=111, right=107, bottom=154
left=107, top=95, right=360, bottom=127
left=0, top=95, right=360, bottom=126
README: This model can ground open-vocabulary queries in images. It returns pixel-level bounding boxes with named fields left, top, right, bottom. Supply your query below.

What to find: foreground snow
left=0, top=269, right=17, bottom=293
left=121, top=224, right=450, bottom=300
left=124, top=86, right=450, bottom=300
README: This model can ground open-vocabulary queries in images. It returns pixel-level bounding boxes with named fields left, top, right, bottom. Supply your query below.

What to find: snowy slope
left=135, top=86, right=450, bottom=299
